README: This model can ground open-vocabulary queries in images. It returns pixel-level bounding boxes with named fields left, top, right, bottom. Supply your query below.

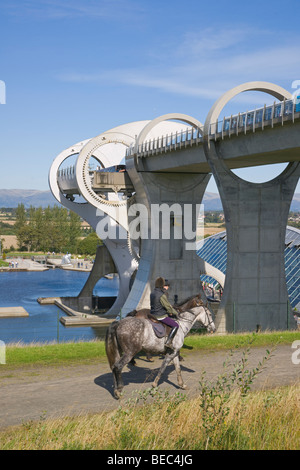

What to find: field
left=203, top=222, right=225, bottom=237
left=0, top=235, right=17, bottom=250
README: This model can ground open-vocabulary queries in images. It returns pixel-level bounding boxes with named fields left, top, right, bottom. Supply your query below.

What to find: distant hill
left=0, top=189, right=57, bottom=208
left=290, top=193, right=300, bottom=211
left=0, top=189, right=300, bottom=211
left=202, top=192, right=223, bottom=211
left=203, top=192, right=300, bottom=211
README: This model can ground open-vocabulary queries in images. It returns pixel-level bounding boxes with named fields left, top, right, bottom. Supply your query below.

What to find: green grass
left=184, top=330, right=300, bottom=350
left=0, top=260, right=9, bottom=267
left=5, top=251, right=43, bottom=257
left=5, top=340, right=107, bottom=368
left=4, top=330, right=300, bottom=368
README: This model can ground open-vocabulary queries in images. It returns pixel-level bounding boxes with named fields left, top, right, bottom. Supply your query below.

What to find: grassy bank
left=5, top=340, right=107, bottom=368
left=3, top=330, right=300, bottom=368
left=0, top=378, right=299, bottom=450
left=185, top=329, right=300, bottom=350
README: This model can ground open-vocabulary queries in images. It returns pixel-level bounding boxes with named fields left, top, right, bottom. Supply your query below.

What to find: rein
left=178, top=306, right=214, bottom=330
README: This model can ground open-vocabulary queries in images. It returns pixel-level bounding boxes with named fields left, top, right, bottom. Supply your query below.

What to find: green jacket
left=160, top=293, right=178, bottom=317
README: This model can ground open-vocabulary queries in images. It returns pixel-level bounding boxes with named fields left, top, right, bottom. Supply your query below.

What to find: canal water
left=0, top=270, right=119, bottom=344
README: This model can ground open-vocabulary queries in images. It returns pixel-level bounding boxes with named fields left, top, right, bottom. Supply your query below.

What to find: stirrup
left=165, top=327, right=177, bottom=349
left=165, top=339, right=175, bottom=349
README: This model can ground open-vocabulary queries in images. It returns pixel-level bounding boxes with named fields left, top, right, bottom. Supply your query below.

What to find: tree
left=77, top=232, right=102, bottom=255
left=50, top=206, right=69, bottom=252
left=30, top=207, right=45, bottom=251
left=65, top=210, right=82, bottom=253
left=15, top=204, right=28, bottom=250
left=16, top=224, right=35, bottom=251
left=14, top=204, right=83, bottom=253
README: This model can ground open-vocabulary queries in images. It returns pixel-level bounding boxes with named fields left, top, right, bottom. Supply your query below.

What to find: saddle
left=151, top=321, right=167, bottom=338
left=128, top=308, right=171, bottom=338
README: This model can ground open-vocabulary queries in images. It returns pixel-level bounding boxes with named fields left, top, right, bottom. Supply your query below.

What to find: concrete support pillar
left=77, top=244, right=115, bottom=302
left=206, top=156, right=300, bottom=333
left=203, top=82, right=300, bottom=332
left=122, top=114, right=211, bottom=314
left=122, top=169, right=210, bottom=313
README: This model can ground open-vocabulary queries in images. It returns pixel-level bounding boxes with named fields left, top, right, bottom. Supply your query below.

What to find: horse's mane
left=126, top=309, right=137, bottom=317
left=175, top=294, right=200, bottom=307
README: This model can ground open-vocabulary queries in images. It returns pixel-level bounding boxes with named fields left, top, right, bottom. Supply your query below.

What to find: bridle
left=178, top=305, right=214, bottom=330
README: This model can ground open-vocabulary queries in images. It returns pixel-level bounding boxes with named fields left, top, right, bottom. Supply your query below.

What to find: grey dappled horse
left=105, top=297, right=216, bottom=399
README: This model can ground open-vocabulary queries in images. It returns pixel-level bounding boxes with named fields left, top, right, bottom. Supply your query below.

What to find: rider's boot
left=165, top=327, right=178, bottom=350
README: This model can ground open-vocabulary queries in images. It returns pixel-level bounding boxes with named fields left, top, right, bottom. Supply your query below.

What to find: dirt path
left=0, top=344, right=299, bottom=429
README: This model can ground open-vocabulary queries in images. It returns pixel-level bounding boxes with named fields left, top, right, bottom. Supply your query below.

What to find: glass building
left=197, top=226, right=300, bottom=311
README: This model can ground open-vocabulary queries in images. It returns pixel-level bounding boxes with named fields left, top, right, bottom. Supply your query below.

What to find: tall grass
left=0, top=384, right=298, bottom=450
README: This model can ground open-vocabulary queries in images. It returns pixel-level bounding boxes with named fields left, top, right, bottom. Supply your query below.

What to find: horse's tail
left=105, top=321, right=120, bottom=370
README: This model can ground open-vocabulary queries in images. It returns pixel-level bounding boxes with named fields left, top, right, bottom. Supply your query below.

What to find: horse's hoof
left=129, top=359, right=136, bottom=366
left=114, top=389, right=123, bottom=399
left=180, top=384, right=187, bottom=390
left=152, top=382, right=158, bottom=389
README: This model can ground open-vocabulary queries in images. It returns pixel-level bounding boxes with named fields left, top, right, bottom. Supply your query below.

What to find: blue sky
left=1, top=0, right=300, bottom=193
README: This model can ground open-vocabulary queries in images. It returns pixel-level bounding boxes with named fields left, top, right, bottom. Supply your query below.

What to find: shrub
left=77, top=232, right=102, bottom=255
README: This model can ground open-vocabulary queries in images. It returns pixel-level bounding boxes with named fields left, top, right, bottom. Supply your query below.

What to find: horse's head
left=193, top=305, right=216, bottom=333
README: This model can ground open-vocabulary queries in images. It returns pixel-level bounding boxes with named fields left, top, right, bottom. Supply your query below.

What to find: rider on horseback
left=150, top=277, right=179, bottom=350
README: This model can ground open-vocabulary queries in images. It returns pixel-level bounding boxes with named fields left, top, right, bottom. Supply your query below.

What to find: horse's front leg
left=173, top=355, right=187, bottom=390
left=152, top=350, right=178, bottom=388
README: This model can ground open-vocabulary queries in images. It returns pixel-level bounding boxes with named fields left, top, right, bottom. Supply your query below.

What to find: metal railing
left=125, top=127, right=203, bottom=158
left=218, top=98, right=297, bottom=136
left=57, top=165, right=76, bottom=179
left=126, top=96, right=300, bottom=158
left=57, top=166, right=94, bottom=181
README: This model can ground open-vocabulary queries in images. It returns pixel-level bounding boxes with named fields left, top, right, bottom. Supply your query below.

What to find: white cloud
left=177, top=27, right=258, bottom=56
left=1, top=0, right=144, bottom=21
left=57, top=26, right=300, bottom=107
